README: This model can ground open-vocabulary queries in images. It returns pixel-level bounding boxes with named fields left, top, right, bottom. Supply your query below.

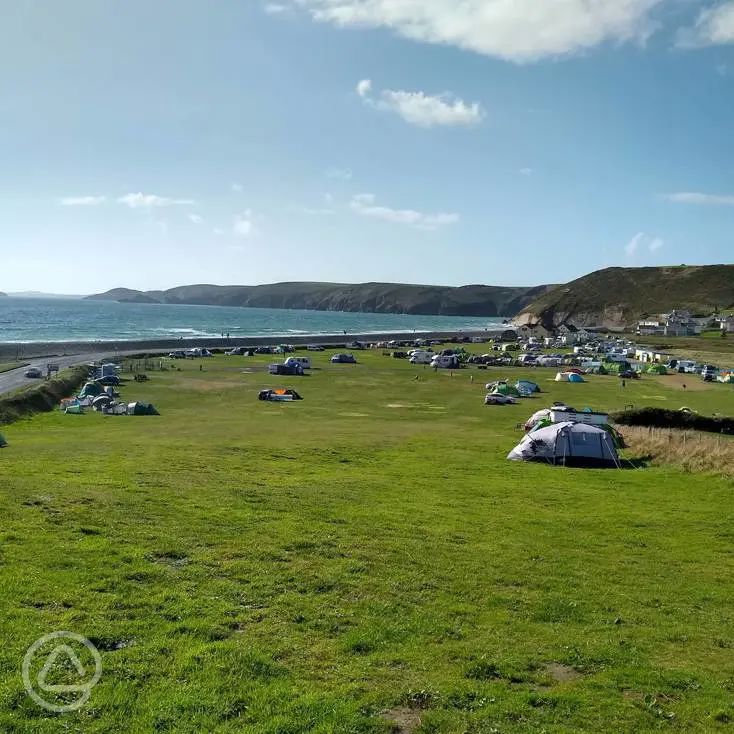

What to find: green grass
left=0, top=362, right=27, bottom=374
left=1, top=347, right=733, bottom=732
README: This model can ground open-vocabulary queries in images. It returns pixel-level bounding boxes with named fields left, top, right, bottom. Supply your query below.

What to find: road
left=0, top=350, right=156, bottom=396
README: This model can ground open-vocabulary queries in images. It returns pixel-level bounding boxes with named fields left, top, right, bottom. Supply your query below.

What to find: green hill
left=517, top=265, right=734, bottom=329
left=87, top=281, right=553, bottom=317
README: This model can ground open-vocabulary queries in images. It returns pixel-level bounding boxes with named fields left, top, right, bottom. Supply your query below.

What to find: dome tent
left=508, top=421, right=620, bottom=468
left=0, top=433, right=7, bottom=448
left=516, top=380, right=540, bottom=394
left=486, top=381, right=521, bottom=397
left=647, top=364, right=668, bottom=375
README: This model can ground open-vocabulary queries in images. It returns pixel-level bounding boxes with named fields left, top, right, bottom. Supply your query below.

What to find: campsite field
left=1, top=348, right=734, bottom=733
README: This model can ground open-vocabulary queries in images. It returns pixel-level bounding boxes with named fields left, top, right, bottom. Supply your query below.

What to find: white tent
left=508, top=421, right=620, bottom=468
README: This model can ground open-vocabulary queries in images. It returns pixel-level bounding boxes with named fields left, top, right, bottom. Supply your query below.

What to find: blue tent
left=568, top=373, right=585, bottom=383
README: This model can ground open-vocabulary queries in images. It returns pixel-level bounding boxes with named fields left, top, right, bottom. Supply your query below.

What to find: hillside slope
left=517, top=265, right=734, bottom=329
left=88, top=281, right=553, bottom=317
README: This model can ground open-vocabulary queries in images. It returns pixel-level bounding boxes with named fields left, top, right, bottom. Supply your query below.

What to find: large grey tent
left=507, top=421, right=620, bottom=468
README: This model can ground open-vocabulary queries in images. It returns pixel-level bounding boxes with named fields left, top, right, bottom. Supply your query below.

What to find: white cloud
left=357, top=79, right=484, bottom=127
left=264, top=2, right=288, bottom=13
left=188, top=214, right=203, bottom=224
left=325, top=167, right=353, bottom=180
left=233, top=210, right=255, bottom=237
left=231, top=183, right=244, bottom=193
left=296, top=0, right=662, bottom=63
left=213, top=228, right=225, bottom=235
left=519, top=167, right=534, bottom=176
left=350, top=193, right=459, bottom=230
left=118, top=192, right=195, bottom=208
left=59, top=196, right=106, bottom=206
left=625, top=231, right=663, bottom=257
left=678, top=2, right=734, bottom=47
left=665, top=191, right=734, bottom=206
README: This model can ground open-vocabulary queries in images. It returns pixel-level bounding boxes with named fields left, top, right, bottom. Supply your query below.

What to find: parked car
left=409, top=351, right=434, bottom=364
left=168, top=350, right=187, bottom=359
left=331, top=353, right=357, bottom=364
left=347, top=341, right=366, bottom=350
left=255, top=346, right=273, bottom=355
left=618, top=369, right=640, bottom=380
left=485, top=393, right=518, bottom=405
left=96, top=375, right=121, bottom=386
left=391, top=351, right=409, bottom=359
left=24, top=367, right=43, bottom=378
left=307, top=344, right=325, bottom=351
left=269, top=362, right=304, bottom=376
left=226, top=347, right=248, bottom=356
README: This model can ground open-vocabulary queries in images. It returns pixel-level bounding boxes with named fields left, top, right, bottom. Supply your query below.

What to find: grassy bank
left=0, top=347, right=733, bottom=732
left=0, top=367, right=88, bottom=424
left=0, top=362, right=28, bottom=374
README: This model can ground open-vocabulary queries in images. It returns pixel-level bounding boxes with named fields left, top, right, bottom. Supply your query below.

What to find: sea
left=0, top=297, right=505, bottom=343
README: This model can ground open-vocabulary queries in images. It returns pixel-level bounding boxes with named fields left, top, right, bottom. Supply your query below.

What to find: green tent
left=79, top=382, right=103, bottom=398
left=65, top=404, right=84, bottom=414
left=494, top=382, right=521, bottom=397
left=647, top=364, right=668, bottom=375
left=128, top=402, right=160, bottom=416
left=0, top=433, right=7, bottom=448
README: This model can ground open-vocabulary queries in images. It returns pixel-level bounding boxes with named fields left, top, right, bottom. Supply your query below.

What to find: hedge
left=612, top=407, right=734, bottom=434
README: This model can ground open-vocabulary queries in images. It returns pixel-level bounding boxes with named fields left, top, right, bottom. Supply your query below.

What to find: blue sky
left=1, top=0, right=733, bottom=293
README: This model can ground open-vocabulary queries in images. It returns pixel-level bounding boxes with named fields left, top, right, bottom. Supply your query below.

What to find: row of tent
left=63, top=399, right=159, bottom=416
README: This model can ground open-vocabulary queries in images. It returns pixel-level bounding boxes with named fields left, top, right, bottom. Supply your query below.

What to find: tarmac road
left=0, top=351, right=147, bottom=396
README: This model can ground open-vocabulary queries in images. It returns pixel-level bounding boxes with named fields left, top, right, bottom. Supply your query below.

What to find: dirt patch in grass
left=380, top=707, right=422, bottom=733
left=656, top=374, right=713, bottom=392
left=543, top=663, right=582, bottom=684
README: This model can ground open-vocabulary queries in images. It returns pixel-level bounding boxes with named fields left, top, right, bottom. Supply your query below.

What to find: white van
left=285, top=356, right=311, bottom=370
left=409, top=351, right=433, bottom=364
left=430, top=354, right=460, bottom=369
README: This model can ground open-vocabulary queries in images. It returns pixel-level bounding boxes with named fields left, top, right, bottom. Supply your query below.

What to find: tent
left=647, top=364, right=668, bottom=375
left=65, top=404, right=85, bottom=415
left=92, top=395, right=113, bottom=411
left=79, top=382, right=103, bottom=398
left=508, top=421, right=620, bottom=468
left=0, top=433, right=7, bottom=448
left=127, top=402, right=160, bottom=416
left=516, top=380, right=540, bottom=394
left=555, top=372, right=585, bottom=383
left=524, top=408, right=551, bottom=432
left=486, top=381, right=521, bottom=397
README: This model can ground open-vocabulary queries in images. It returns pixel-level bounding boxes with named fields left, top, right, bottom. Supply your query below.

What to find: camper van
left=285, top=356, right=311, bottom=370
left=409, top=351, right=434, bottom=364
left=431, top=354, right=460, bottom=369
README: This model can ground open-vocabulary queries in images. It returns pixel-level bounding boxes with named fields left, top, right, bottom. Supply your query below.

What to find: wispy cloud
left=357, top=79, right=484, bottom=128
left=519, top=168, right=534, bottom=176
left=302, top=206, right=335, bottom=216
left=59, top=196, right=106, bottom=206
left=231, top=183, right=244, bottom=193
left=188, top=213, right=203, bottom=224
left=664, top=192, right=734, bottom=206
left=625, top=231, right=663, bottom=257
left=296, top=0, right=662, bottom=63
left=233, top=210, right=256, bottom=237
left=350, top=193, right=459, bottom=230
left=118, top=192, right=195, bottom=209
left=677, top=1, right=734, bottom=48
left=325, top=167, right=352, bottom=181
left=264, top=2, right=288, bottom=13
left=213, top=228, right=225, bottom=235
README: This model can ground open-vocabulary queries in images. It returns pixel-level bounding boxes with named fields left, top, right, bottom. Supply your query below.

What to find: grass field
left=0, top=361, right=27, bottom=374
left=1, top=347, right=733, bottom=732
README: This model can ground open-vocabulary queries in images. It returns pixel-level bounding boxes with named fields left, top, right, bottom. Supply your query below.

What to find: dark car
left=255, top=346, right=273, bottom=355
left=96, top=375, right=121, bottom=386
left=24, top=367, right=43, bottom=378
left=307, top=344, right=325, bottom=351
left=391, top=351, right=408, bottom=359
left=331, top=353, right=357, bottom=364
left=618, top=369, right=639, bottom=380
left=347, top=341, right=366, bottom=350
left=268, top=363, right=304, bottom=376
left=168, top=350, right=186, bottom=359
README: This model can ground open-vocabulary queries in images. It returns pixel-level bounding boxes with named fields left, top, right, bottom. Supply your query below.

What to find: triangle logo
left=37, top=645, right=88, bottom=693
